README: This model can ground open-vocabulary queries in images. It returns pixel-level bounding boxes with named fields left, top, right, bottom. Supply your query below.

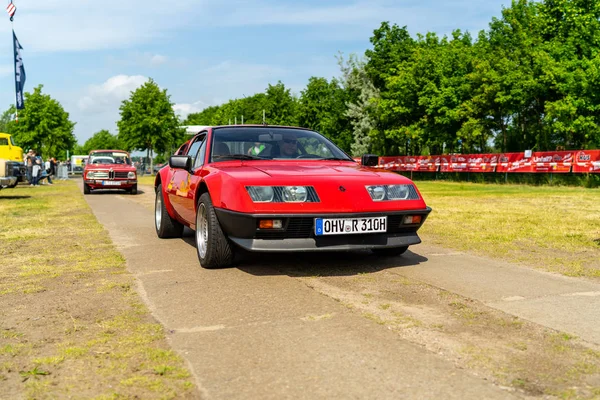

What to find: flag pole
left=9, top=2, right=18, bottom=123
left=10, top=17, right=19, bottom=124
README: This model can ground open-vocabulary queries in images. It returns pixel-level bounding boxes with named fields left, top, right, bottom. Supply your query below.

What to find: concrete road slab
left=83, top=188, right=518, bottom=400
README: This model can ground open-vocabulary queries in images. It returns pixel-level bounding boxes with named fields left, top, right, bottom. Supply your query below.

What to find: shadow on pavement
left=179, top=228, right=428, bottom=277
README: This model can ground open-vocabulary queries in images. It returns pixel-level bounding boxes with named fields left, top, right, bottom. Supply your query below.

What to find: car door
left=180, top=134, right=209, bottom=225
left=167, top=133, right=206, bottom=224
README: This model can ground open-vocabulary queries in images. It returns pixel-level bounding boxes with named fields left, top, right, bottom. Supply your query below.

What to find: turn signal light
left=403, top=215, right=422, bottom=224
left=259, top=219, right=283, bottom=229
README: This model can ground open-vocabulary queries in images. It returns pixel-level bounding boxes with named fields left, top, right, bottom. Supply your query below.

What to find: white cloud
left=173, top=101, right=209, bottom=119
left=78, top=75, right=148, bottom=113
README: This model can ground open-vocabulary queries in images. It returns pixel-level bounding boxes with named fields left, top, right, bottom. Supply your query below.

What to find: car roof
left=89, top=149, right=130, bottom=155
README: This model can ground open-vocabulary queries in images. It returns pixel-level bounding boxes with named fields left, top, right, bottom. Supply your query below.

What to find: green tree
left=297, top=76, right=353, bottom=152
left=264, top=81, right=298, bottom=126
left=82, top=130, right=121, bottom=154
left=117, top=79, right=185, bottom=172
left=4, top=85, right=76, bottom=158
left=183, top=105, right=220, bottom=125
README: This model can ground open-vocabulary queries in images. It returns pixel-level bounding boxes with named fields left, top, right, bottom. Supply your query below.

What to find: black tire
left=130, top=184, right=138, bottom=195
left=155, top=183, right=183, bottom=238
left=372, top=246, right=409, bottom=257
left=83, top=183, right=91, bottom=194
left=7, top=181, right=18, bottom=188
left=196, top=192, right=234, bottom=269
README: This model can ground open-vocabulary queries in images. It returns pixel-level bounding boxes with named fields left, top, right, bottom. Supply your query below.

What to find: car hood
left=211, top=161, right=424, bottom=212
left=85, top=164, right=135, bottom=171
left=251, top=163, right=381, bottom=177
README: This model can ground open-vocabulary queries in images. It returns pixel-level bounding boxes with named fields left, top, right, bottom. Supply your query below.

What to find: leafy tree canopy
left=3, top=85, right=76, bottom=159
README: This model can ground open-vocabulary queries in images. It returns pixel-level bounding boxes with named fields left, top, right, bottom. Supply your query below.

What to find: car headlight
left=386, top=185, right=410, bottom=200
left=366, top=184, right=418, bottom=201
left=282, top=186, right=307, bottom=202
left=128, top=171, right=136, bottom=179
left=366, top=185, right=386, bottom=201
left=246, top=186, right=319, bottom=203
left=246, top=186, right=274, bottom=202
left=86, top=172, right=95, bottom=179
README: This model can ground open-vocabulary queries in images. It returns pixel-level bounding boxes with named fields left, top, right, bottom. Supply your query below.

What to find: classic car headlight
left=386, top=185, right=410, bottom=200
left=366, top=184, right=419, bottom=201
left=246, top=186, right=274, bottom=202
left=128, top=171, right=136, bottom=179
left=366, top=185, right=386, bottom=201
left=86, top=171, right=96, bottom=179
left=246, top=186, right=319, bottom=203
left=282, top=186, right=307, bottom=202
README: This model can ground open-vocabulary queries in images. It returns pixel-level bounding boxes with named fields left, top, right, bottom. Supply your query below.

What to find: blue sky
left=1, top=0, right=509, bottom=145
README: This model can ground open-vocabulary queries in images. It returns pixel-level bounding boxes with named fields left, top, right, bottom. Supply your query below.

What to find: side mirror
left=361, top=154, right=379, bottom=167
left=169, top=155, right=192, bottom=171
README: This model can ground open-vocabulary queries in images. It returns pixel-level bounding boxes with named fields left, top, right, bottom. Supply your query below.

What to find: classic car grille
left=253, top=214, right=420, bottom=240
left=90, top=171, right=129, bottom=179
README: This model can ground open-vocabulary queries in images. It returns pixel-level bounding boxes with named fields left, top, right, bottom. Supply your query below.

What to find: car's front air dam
left=228, top=233, right=422, bottom=252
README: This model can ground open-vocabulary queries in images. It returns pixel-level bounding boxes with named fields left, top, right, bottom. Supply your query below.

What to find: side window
left=185, top=134, right=206, bottom=167
left=0, top=138, right=8, bottom=146
left=194, top=140, right=207, bottom=169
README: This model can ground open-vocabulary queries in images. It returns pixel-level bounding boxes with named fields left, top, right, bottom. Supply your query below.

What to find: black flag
left=13, top=30, right=26, bottom=110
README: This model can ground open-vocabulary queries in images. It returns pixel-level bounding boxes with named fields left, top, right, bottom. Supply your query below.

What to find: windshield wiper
left=213, top=154, right=263, bottom=160
left=320, top=157, right=353, bottom=161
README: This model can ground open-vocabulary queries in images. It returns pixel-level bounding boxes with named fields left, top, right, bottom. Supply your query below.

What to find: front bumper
left=214, top=207, right=431, bottom=252
left=84, top=179, right=137, bottom=189
left=0, top=176, right=17, bottom=188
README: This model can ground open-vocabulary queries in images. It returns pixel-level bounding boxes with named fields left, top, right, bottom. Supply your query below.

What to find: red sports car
left=83, top=150, right=138, bottom=194
left=154, top=125, right=431, bottom=269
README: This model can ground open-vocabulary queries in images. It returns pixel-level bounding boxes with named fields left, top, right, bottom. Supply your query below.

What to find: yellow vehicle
left=0, top=132, right=26, bottom=189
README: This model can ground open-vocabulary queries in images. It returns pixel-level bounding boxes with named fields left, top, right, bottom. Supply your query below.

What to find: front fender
left=156, top=167, right=179, bottom=220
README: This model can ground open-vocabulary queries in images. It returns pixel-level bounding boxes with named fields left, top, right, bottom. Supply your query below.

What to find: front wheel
left=155, top=183, right=183, bottom=238
left=129, top=183, right=138, bottom=195
left=371, top=246, right=409, bottom=257
left=83, top=183, right=90, bottom=194
left=196, top=193, right=234, bottom=269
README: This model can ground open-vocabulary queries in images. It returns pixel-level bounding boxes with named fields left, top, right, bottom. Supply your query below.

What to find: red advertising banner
left=496, top=153, right=532, bottom=173
left=572, top=150, right=600, bottom=173
left=466, top=154, right=498, bottom=172
left=358, top=149, right=599, bottom=174
left=448, top=154, right=469, bottom=172
left=438, top=155, right=452, bottom=172
left=415, top=156, right=437, bottom=172
left=531, top=151, right=573, bottom=173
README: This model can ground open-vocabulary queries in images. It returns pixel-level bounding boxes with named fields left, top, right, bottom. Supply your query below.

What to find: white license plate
left=102, top=181, right=121, bottom=186
left=315, top=216, right=387, bottom=236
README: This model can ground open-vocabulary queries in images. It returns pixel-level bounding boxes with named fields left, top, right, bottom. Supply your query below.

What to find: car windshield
left=90, top=152, right=131, bottom=165
left=209, top=127, right=353, bottom=162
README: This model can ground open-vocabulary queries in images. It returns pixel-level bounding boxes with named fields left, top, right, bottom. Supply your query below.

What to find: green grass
left=416, top=182, right=600, bottom=278
left=0, top=181, right=196, bottom=399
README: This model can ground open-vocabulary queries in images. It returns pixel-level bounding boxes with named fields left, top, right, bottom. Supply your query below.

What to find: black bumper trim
left=229, top=233, right=422, bottom=252
left=215, top=207, right=432, bottom=240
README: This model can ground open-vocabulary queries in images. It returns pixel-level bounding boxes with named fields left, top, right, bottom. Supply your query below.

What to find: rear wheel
left=83, top=183, right=90, bottom=194
left=196, top=192, right=234, bottom=269
left=372, top=246, right=409, bottom=257
left=155, top=183, right=183, bottom=238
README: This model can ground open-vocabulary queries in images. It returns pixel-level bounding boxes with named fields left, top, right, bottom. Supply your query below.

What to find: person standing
left=31, top=150, right=41, bottom=186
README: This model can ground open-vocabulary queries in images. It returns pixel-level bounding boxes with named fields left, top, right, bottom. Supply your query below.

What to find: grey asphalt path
left=83, top=187, right=517, bottom=400
left=398, top=247, right=600, bottom=348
